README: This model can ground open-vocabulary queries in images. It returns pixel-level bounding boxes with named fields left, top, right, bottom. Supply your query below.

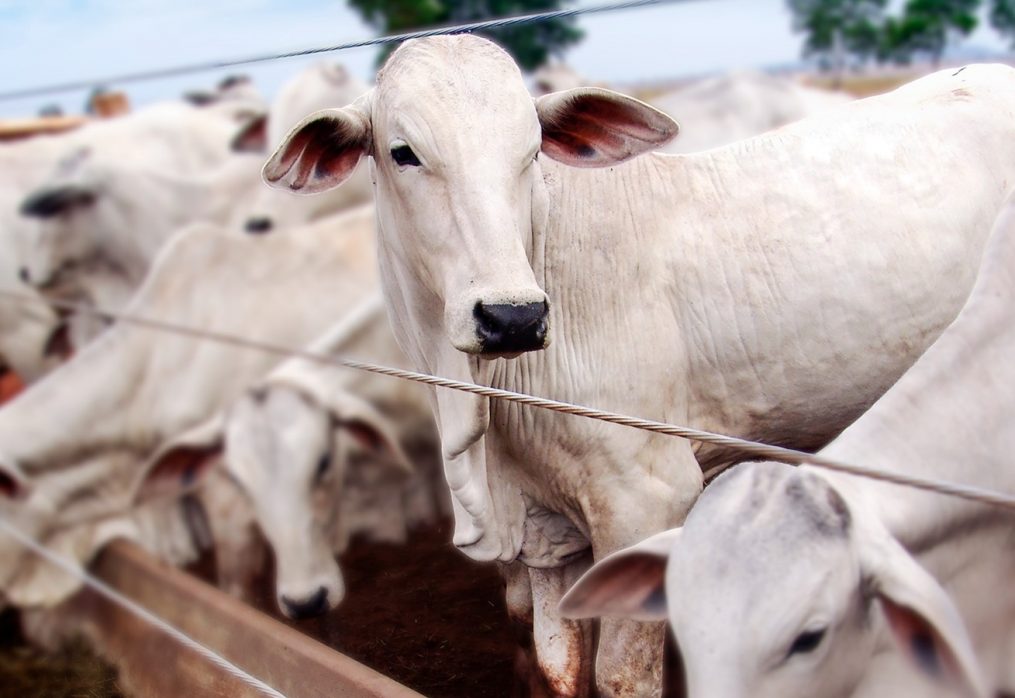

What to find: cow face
left=223, top=384, right=410, bottom=620
left=560, top=463, right=986, bottom=698
left=263, top=36, right=676, bottom=358
left=18, top=149, right=105, bottom=294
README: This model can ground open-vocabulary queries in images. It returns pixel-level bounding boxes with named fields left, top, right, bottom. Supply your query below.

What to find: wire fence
left=1, top=289, right=1013, bottom=513
left=2, top=0, right=1012, bottom=690
left=0, top=516, right=288, bottom=698
left=0, top=0, right=692, bottom=103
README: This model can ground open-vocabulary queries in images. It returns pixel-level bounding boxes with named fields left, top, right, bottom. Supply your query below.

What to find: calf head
left=262, top=35, right=677, bottom=358
left=560, top=462, right=987, bottom=698
left=224, top=384, right=410, bottom=620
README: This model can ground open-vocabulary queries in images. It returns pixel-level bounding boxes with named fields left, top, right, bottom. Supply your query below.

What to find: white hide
left=233, top=62, right=373, bottom=232
left=264, top=35, right=1015, bottom=697
left=0, top=205, right=380, bottom=606
left=562, top=197, right=1015, bottom=697
left=18, top=148, right=263, bottom=345
left=0, top=100, right=255, bottom=379
left=138, top=293, right=447, bottom=618
left=652, top=70, right=852, bottom=153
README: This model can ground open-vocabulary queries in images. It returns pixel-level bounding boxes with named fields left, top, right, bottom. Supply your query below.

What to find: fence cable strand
left=0, top=515, right=288, bottom=698
left=0, top=0, right=689, bottom=103
left=2, top=288, right=1014, bottom=511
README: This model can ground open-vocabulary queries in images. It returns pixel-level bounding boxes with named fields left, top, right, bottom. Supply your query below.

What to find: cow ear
left=535, top=87, right=678, bottom=168
left=327, top=391, right=413, bottom=474
left=559, top=528, right=680, bottom=621
left=262, top=93, right=372, bottom=195
left=860, top=527, right=987, bottom=697
left=20, top=184, right=97, bottom=219
left=231, top=114, right=268, bottom=153
left=0, top=461, right=29, bottom=500
left=133, top=416, right=225, bottom=505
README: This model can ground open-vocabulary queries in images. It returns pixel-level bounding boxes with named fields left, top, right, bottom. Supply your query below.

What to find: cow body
left=264, top=36, right=1015, bottom=695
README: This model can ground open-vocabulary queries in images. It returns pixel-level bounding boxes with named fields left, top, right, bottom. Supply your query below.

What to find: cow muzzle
left=473, top=300, right=549, bottom=355
left=280, top=585, right=332, bottom=620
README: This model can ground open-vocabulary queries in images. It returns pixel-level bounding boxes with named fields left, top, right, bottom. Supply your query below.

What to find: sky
left=0, top=0, right=1012, bottom=119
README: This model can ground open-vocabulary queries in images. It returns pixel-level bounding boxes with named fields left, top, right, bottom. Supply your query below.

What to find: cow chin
left=445, top=290, right=551, bottom=358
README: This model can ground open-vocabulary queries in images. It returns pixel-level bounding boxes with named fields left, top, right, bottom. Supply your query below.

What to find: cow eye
left=390, top=143, right=421, bottom=168
left=788, top=627, right=826, bottom=657
left=315, top=451, right=332, bottom=481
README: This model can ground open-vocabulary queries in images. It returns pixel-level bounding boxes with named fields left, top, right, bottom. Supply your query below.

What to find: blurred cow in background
left=0, top=205, right=379, bottom=608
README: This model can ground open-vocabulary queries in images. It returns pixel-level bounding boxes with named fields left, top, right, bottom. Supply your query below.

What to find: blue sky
left=0, top=0, right=1011, bottom=118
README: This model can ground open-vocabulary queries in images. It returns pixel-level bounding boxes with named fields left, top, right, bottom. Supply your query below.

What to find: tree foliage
left=880, top=0, right=979, bottom=65
left=989, top=0, right=1015, bottom=46
left=347, top=0, right=584, bottom=71
left=787, top=0, right=888, bottom=71
left=787, top=0, right=1000, bottom=71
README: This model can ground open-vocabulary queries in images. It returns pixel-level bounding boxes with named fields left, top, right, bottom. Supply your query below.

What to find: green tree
left=989, top=0, right=1015, bottom=46
left=879, top=0, right=979, bottom=66
left=786, top=0, right=889, bottom=80
left=347, top=0, right=584, bottom=71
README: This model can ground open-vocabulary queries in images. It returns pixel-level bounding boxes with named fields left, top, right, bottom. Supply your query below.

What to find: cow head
left=560, top=462, right=987, bottom=698
left=18, top=147, right=104, bottom=293
left=224, top=383, right=410, bottom=619
left=263, top=36, right=676, bottom=358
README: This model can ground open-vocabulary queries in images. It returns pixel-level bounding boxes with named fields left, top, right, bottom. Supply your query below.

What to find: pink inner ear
left=880, top=597, right=958, bottom=680
left=146, top=447, right=220, bottom=498
left=232, top=115, right=267, bottom=152
left=267, top=116, right=363, bottom=191
left=343, top=420, right=385, bottom=453
left=541, top=92, right=674, bottom=166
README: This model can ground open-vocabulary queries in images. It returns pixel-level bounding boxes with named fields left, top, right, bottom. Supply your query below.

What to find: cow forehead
left=669, top=463, right=857, bottom=621
left=374, top=36, right=536, bottom=138
left=227, top=388, right=329, bottom=480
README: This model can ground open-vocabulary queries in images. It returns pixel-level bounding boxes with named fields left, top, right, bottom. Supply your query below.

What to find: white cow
left=652, top=70, right=852, bottom=153
left=18, top=148, right=263, bottom=346
left=561, top=194, right=1015, bottom=698
left=0, top=205, right=380, bottom=606
left=134, top=294, right=448, bottom=619
left=231, top=62, right=373, bottom=234
left=262, top=34, right=1015, bottom=696
left=0, top=100, right=262, bottom=378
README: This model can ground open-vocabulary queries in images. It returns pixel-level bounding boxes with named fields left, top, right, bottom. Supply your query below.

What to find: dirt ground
left=0, top=516, right=680, bottom=697
left=0, top=607, right=124, bottom=698
left=276, top=520, right=522, bottom=698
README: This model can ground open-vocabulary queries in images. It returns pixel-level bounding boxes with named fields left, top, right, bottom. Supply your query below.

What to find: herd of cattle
left=0, top=33, right=1013, bottom=698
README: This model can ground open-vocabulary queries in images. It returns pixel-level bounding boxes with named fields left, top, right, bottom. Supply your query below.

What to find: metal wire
left=2, top=288, right=1014, bottom=512
left=0, top=516, right=288, bottom=698
left=0, top=0, right=693, bottom=103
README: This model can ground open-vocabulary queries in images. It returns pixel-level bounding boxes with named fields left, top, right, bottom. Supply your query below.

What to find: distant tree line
left=788, top=0, right=1015, bottom=76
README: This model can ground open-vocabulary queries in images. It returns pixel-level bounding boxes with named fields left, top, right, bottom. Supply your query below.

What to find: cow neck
left=816, top=270, right=1015, bottom=556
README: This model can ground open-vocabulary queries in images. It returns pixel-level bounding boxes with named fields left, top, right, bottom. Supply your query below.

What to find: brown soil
left=279, top=520, right=520, bottom=698
left=254, top=520, right=684, bottom=697
left=0, top=608, right=124, bottom=698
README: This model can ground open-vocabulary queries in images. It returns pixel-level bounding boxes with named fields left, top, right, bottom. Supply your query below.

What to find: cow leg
left=587, top=444, right=702, bottom=697
left=529, top=557, right=594, bottom=698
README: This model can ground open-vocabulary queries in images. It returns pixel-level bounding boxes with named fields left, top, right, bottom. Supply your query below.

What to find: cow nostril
left=473, top=300, right=549, bottom=353
left=281, top=586, right=330, bottom=620
left=244, top=217, right=273, bottom=234
left=18, top=268, right=29, bottom=284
